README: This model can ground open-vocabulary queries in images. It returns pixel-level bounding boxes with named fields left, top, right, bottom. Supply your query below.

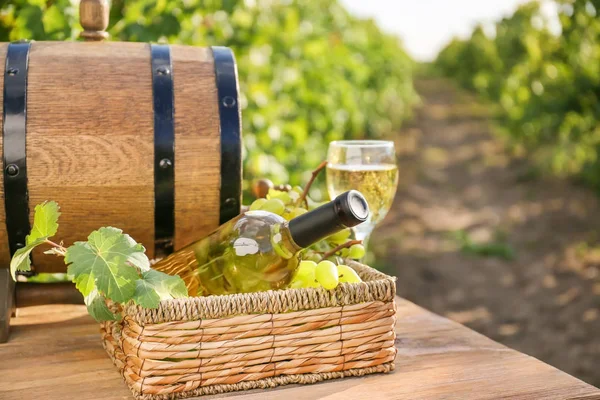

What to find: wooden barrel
left=0, top=41, right=242, bottom=273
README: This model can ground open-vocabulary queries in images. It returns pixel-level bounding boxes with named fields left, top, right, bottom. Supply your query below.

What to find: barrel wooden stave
left=0, top=41, right=228, bottom=273
left=171, top=44, right=220, bottom=251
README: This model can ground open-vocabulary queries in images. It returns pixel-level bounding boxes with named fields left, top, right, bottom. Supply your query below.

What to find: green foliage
left=85, top=289, right=119, bottom=321
left=27, top=201, right=61, bottom=245
left=10, top=201, right=60, bottom=279
left=10, top=237, right=46, bottom=279
left=65, top=227, right=146, bottom=303
left=436, top=1, right=600, bottom=191
left=0, top=0, right=416, bottom=198
left=450, top=230, right=515, bottom=261
left=0, top=0, right=79, bottom=41
left=64, top=227, right=187, bottom=320
left=26, top=272, right=68, bottom=283
left=10, top=201, right=188, bottom=322
left=133, top=269, right=188, bottom=308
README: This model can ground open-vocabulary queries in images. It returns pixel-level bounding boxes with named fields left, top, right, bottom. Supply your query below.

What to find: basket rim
left=122, top=261, right=396, bottom=325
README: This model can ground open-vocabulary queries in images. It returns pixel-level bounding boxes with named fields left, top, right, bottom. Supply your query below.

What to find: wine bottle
left=153, top=190, right=369, bottom=296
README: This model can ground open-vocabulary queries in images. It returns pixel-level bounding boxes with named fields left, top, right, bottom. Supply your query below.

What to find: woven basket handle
left=79, top=0, right=110, bottom=41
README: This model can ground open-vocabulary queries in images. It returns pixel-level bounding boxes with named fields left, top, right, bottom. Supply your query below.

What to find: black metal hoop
left=150, top=44, right=175, bottom=257
left=212, top=46, right=242, bottom=225
left=3, top=41, right=32, bottom=266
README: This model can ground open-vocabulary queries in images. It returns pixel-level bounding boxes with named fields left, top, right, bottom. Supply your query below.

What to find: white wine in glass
left=326, top=141, right=398, bottom=244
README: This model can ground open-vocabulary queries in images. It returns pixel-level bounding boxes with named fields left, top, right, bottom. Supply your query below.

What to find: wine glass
left=326, top=140, right=398, bottom=247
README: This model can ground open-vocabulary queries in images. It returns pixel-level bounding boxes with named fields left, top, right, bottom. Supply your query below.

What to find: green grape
left=303, top=250, right=322, bottom=263
left=279, top=193, right=293, bottom=205
left=250, top=198, right=267, bottom=211
left=296, top=260, right=316, bottom=278
left=291, top=260, right=318, bottom=288
left=288, top=187, right=302, bottom=203
left=337, top=264, right=362, bottom=283
left=328, top=229, right=351, bottom=244
left=289, top=186, right=304, bottom=204
left=259, top=198, right=286, bottom=215
left=282, top=207, right=308, bottom=221
left=340, top=248, right=350, bottom=257
left=348, top=244, right=366, bottom=260
left=315, top=260, right=339, bottom=290
left=267, top=189, right=292, bottom=205
left=267, top=189, right=284, bottom=198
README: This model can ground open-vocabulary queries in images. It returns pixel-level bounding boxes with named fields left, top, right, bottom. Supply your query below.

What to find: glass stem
left=352, top=225, right=373, bottom=253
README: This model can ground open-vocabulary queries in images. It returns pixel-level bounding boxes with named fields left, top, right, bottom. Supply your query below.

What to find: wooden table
left=1, top=298, right=599, bottom=400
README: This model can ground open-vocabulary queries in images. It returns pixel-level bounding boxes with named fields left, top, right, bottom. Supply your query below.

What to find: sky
left=339, top=0, right=531, bottom=61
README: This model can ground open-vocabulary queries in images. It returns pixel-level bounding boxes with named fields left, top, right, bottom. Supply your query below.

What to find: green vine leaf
left=145, top=269, right=188, bottom=299
left=85, top=289, right=118, bottom=322
left=65, top=227, right=143, bottom=303
left=123, top=235, right=150, bottom=271
left=10, top=237, right=47, bottom=280
left=74, top=273, right=95, bottom=297
left=9, top=201, right=60, bottom=280
left=133, top=269, right=188, bottom=308
left=10, top=199, right=190, bottom=322
left=27, top=201, right=60, bottom=244
left=133, top=279, right=161, bottom=309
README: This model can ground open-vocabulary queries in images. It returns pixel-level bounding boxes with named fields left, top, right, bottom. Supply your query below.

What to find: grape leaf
left=85, top=289, right=118, bottom=322
left=121, top=233, right=150, bottom=270
left=9, top=202, right=60, bottom=280
left=164, top=275, right=188, bottom=298
left=124, top=236, right=150, bottom=271
left=133, top=280, right=161, bottom=308
left=128, top=252, right=150, bottom=271
left=143, top=269, right=188, bottom=299
left=74, top=273, right=96, bottom=297
left=133, top=269, right=188, bottom=308
left=10, top=237, right=47, bottom=280
left=65, top=227, right=143, bottom=303
left=26, top=201, right=60, bottom=245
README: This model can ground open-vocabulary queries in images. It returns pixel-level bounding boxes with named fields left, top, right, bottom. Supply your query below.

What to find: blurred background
left=2, top=0, right=600, bottom=388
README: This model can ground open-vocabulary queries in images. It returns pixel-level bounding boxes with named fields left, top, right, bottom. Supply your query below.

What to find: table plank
left=0, top=298, right=598, bottom=400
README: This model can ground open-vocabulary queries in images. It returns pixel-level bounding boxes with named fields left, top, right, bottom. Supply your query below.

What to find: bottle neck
left=270, top=190, right=369, bottom=255
left=288, top=200, right=349, bottom=248
left=270, top=223, right=303, bottom=259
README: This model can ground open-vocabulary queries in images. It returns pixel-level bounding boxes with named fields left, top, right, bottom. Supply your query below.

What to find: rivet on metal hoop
left=224, top=197, right=237, bottom=207
left=222, top=96, right=236, bottom=108
left=159, top=158, right=172, bottom=169
left=156, top=66, right=170, bottom=76
left=5, top=164, right=19, bottom=177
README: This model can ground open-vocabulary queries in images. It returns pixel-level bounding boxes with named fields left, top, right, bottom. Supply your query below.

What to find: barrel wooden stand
left=0, top=276, right=83, bottom=342
left=0, top=269, right=14, bottom=342
left=0, top=1, right=242, bottom=342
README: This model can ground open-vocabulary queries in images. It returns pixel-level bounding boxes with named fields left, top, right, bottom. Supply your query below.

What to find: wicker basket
left=101, top=261, right=397, bottom=400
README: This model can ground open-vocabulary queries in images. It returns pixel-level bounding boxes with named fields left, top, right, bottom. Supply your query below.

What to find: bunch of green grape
left=248, top=184, right=366, bottom=290
left=289, top=260, right=361, bottom=289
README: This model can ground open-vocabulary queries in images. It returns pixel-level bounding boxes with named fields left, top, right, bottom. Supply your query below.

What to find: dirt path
left=372, top=78, right=600, bottom=387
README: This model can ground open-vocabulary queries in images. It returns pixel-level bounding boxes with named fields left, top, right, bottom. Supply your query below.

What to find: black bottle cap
left=288, top=190, right=369, bottom=248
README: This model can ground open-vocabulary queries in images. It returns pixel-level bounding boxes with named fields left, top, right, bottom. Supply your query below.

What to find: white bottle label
left=234, top=238, right=260, bottom=256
